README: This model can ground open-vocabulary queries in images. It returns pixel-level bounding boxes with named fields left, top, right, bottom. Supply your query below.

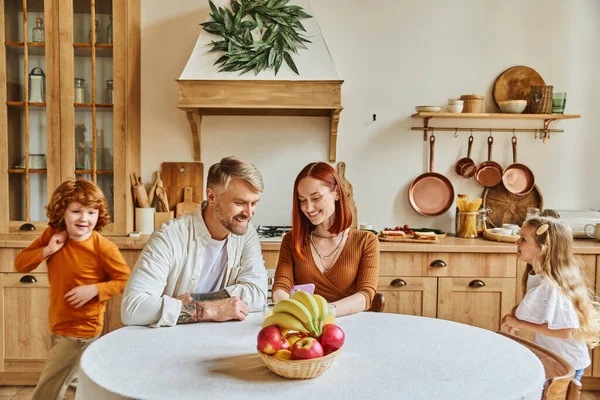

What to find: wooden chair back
left=367, top=293, right=385, bottom=312
left=498, top=332, right=580, bottom=400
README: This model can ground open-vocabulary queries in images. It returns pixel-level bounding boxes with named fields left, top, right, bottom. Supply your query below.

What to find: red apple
left=290, top=337, right=324, bottom=360
left=257, top=326, right=284, bottom=355
left=285, top=332, right=305, bottom=347
left=320, top=324, right=345, bottom=354
left=280, top=337, right=290, bottom=351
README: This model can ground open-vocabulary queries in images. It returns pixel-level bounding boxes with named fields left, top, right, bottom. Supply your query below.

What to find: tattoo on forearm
left=190, top=289, right=230, bottom=302
left=176, top=290, right=229, bottom=324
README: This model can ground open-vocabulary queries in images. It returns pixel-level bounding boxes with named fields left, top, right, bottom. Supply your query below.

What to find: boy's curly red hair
left=46, top=179, right=110, bottom=231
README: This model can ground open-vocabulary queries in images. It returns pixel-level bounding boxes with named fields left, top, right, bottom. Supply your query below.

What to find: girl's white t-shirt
left=194, top=237, right=228, bottom=293
left=516, top=273, right=591, bottom=370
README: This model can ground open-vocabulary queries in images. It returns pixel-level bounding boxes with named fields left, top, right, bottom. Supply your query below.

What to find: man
left=121, top=156, right=267, bottom=327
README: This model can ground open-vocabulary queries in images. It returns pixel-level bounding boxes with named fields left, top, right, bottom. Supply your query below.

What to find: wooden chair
left=498, top=332, right=581, bottom=400
left=367, top=293, right=385, bottom=312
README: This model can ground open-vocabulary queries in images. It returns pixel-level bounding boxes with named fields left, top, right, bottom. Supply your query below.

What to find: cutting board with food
left=378, top=225, right=445, bottom=243
left=161, top=162, right=204, bottom=212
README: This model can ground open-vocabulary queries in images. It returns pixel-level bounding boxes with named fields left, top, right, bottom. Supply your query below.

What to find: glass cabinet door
left=1, top=0, right=59, bottom=232
left=72, top=0, right=115, bottom=220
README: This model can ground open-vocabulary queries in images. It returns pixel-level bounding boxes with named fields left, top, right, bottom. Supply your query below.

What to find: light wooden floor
left=0, top=386, right=597, bottom=400
left=0, top=386, right=598, bottom=399
left=0, top=386, right=75, bottom=400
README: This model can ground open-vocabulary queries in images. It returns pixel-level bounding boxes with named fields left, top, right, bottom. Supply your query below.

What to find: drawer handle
left=20, top=275, right=37, bottom=284
left=429, top=259, right=447, bottom=268
left=390, top=278, right=407, bottom=287
left=469, top=279, right=485, bottom=288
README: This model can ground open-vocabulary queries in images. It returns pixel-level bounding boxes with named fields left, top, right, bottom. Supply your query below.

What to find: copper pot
left=409, top=135, right=455, bottom=216
left=502, top=136, right=535, bottom=195
left=476, top=136, right=503, bottom=187
left=455, top=135, right=476, bottom=178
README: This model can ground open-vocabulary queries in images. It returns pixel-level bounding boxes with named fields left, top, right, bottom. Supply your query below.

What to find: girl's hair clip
left=536, top=224, right=549, bottom=235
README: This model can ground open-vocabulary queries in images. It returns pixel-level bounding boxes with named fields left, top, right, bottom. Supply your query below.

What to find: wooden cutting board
left=482, top=183, right=543, bottom=228
left=161, top=162, right=204, bottom=212
left=378, top=235, right=441, bottom=244
left=176, top=187, right=202, bottom=217
left=492, top=66, right=545, bottom=111
left=337, top=161, right=358, bottom=229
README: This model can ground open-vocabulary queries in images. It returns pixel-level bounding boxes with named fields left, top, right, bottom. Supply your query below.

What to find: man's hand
left=65, top=284, right=99, bottom=308
left=501, top=314, right=521, bottom=334
left=42, top=231, right=68, bottom=258
left=176, top=290, right=249, bottom=324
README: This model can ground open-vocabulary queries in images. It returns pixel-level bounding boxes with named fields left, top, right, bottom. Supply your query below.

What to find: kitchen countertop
left=2, top=233, right=600, bottom=254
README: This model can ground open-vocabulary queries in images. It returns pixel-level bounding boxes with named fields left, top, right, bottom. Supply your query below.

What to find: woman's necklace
left=310, top=229, right=345, bottom=260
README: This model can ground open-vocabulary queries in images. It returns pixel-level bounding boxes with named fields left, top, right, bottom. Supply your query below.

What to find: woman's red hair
left=292, top=162, right=352, bottom=258
left=46, top=179, right=110, bottom=231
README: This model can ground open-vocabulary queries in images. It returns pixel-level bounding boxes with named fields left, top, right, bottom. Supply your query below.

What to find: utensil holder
left=135, top=207, right=155, bottom=234
left=530, top=85, right=553, bottom=114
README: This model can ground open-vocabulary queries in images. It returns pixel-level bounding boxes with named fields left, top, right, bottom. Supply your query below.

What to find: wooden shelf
left=74, top=103, right=114, bottom=112
left=177, top=80, right=343, bottom=162
left=75, top=170, right=114, bottom=175
left=8, top=169, right=47, bottom=174
left=411, top=112, right=581, bottom=143
left=5, top=42, right=45, bottom=56
left=412, top=112, right=581, bottom=120
left=73, top=43, right=113, bottom=57
left=6, top=101, right=46, bottom=109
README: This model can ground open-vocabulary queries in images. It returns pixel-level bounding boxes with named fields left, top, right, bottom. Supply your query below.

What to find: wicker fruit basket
left=483, top=228, right=518, bottom=243
left=257, top=347, right=342, bottom=379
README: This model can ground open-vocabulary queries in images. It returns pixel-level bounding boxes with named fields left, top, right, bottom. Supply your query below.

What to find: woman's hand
left=64, top=284, right=99, bottom=308
left=501, top=314, right=521, bottom=334
left=42, top=231, right=68, bottom=258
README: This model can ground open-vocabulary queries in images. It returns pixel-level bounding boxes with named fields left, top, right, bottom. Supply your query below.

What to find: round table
left=76, top=313, right=544, bottom=400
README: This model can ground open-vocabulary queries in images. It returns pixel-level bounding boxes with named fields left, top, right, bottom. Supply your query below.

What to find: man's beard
left=215, top=202, right=249, bottom=235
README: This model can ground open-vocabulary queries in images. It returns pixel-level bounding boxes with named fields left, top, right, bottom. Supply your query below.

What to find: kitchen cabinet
left=0, top=272, right=51, bottom=385
left=377, top=276, right=437, bottom=317
left=0, top=0, right=140, bottom=235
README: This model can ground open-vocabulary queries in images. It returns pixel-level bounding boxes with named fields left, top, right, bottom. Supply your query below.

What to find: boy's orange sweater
left=15, top=227, right=130, bottom=338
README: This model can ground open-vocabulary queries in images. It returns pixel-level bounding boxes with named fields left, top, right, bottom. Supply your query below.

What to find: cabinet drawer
left=262, top=251, right=280, bottom=269
left=380, top=252, right=516, bottom=277
left=0, top=248, right=48, bottom=273
left=377, top=276, right=437, bottom=317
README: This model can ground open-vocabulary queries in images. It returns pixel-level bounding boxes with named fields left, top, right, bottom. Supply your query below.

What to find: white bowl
left=447, top=104, right=463, bottom=113
left=415, top=106, right=442, bottom=113
left=498, top=100, right=527, bottom=114
left=448, top=99, right=464, bottom=105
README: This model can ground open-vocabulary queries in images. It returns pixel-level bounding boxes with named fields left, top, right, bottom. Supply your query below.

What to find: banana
left=313, top=294, right=329, bottom=333
left=291, top=290, right=320, bottom=334
left=262, top=312, right=310, bottom=334
left=272, top=299, right=316, bottom=332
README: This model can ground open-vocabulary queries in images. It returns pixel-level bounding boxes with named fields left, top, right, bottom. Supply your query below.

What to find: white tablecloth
left=76, top=313, right=544, bottom=400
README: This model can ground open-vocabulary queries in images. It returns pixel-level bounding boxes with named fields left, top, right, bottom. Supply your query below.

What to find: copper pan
left=475, top=136, right=503, bottom=187
left=409, top=135, right=455, bottom=216
left=502, top=136, right=535, bottom=195
left=455, top=135, right=476, bottom=178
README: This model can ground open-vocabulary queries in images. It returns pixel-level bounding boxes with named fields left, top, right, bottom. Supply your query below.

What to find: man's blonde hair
left=207, top=156, right=264, bottom=193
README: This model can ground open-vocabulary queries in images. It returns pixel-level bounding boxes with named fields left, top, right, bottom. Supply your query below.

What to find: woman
left=271, top=162, right=379, bottom=316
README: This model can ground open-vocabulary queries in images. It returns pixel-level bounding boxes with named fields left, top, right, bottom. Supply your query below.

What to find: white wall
left=141, top=0, right=600, bottom=232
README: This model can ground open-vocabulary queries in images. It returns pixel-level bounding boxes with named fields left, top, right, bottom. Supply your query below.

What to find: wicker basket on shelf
left=460, top=94, right=484, bottom=113
left=258, top=347, right=342, bottom=379
left=529, top=85, right=553, bottom=114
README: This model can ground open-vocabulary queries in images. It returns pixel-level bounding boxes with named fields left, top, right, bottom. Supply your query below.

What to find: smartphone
left=290, top=283, right=315, bottom=295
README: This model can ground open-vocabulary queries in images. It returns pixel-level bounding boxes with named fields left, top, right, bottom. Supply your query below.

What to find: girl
left=502, top=217, right=600, bottom=382
left=272, top=162, right=379, bottom=316
left=15, top=179, right=130, bottom=399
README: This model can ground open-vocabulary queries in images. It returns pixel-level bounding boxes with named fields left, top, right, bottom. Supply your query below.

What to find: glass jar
left=32, top=17, right=44, bottom=43
left=477, top=207, right=489, bottom=236
left=526, top=207, right=540, bottom=220
left=105, top=79, right=114, bottom=104
left=89, top=20, right=101, bottom=44
left=457, top=211, right=478, bottom=238
left=107, top=16, right=113, bottom=44
left=455, top=194, right=468, bottom=234
left=74, top=78, right=86, bottom=103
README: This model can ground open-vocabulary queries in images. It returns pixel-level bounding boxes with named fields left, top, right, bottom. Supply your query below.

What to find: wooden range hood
left=176, top=0, right=343, bottom=162
left=176, top=79, right=343, bottom=162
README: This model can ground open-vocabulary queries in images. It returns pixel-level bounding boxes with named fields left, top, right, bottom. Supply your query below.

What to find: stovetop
left=256, top=225, right=291, bottom=241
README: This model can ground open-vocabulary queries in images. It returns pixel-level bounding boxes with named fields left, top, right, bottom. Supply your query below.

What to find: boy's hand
left=42, top=231, right=68, bottom=258
left=65, top=284, right=99, bottom=308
